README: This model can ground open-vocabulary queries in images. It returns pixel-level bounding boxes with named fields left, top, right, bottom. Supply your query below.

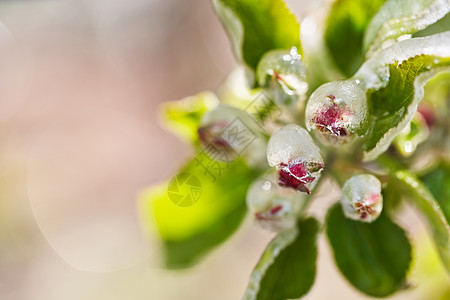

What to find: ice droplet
left=340, top=174, right=383, bottom=223
left=404, top=141, right=413, bottom=153
left=262, top=180, right=271, bottom=191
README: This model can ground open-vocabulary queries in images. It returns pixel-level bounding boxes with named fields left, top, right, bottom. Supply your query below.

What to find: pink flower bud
left=305, top=80, right=369, bottom=145
left=198, top=104, right=266, bottom=165
left=256, top=47, right=308, bottom=106
left=340, top=174, right=383, bottom=222
left=246, top=176, right=305, bottom=231
left=267, top=124, right=324, bottom=194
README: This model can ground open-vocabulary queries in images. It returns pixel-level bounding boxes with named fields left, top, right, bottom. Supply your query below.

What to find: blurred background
left=0, top=0, right=448, bottom=299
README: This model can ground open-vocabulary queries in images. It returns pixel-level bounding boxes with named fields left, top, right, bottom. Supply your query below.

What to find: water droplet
left=262, top=180, right=272, bottom=191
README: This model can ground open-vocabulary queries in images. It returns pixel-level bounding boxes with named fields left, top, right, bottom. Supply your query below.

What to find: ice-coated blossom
left=198, top=104, right=266, bottom=165
left=305, top=80, right=369, bottom=145
left=256, top=47, right=308, bottom=106
left=246, top=176, right=305, bottom=231
left=267, top=124, right=324, bottom=194
left=340, top=174, right=383, bottom=223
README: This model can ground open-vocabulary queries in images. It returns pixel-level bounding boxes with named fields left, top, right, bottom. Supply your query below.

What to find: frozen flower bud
left=417, top=103, right=435, bottom=128
left=267, top=124, right=324, bottom=194
left=246, top=176, right=305, bottom=231
left=256, top=47, right=308, bottom=106
left=341, top=174, right=383, bottom=223
left=305, top=80, right=369, bottom=145
left=198, top=104, right=266, bottom=165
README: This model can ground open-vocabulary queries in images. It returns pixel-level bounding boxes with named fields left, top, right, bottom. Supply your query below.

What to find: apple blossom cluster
left=198, top=60, right=384, bottom=232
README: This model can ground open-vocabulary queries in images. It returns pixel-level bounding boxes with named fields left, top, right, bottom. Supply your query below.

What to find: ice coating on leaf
left=246, top=177, right=306, bottom=231
left=364, top=69, right=448, bottom=161
left=395, top=170, right=450, bottom=273
left=364, top=0, right=450, bottom=56
left=357, top=33, right=450, bottom=161
left=243, top=226, right=298, bottom=300
left=212, top=0, right=301, bottom=71
left=256, top=47, right=308, bottom=105
left=199, top=104, right=266, bottom=165
left=211, top=0, right=244, bottom=62
left=341, top=174, right=383, bottom=223
left=267, top=124, right=324, bottom=193
left=357, top=32, right=450, bottom=90
left=305, top=80, right=369, bottom=145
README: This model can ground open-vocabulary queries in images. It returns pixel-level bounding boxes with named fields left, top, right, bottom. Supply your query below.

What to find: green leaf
left=423, top=71, right=450, bottom=111
left=363, top=0, right=450, bottom=55
left=421, top=162, right=450, bottom=225
left=139, top=157, right=257, bottom=268
left=244, top=218, right=319, bottom=300
left=395, top=170, right=450, bottom=274
left=160, top=91, right=219, bottom=145
left=324, top=0, right=386, bottom=76
left=362, top=52, right=450, bottom=161
left=326, top=204, right=412, bottom=297
left=414, top=11, right=450, bottom=37
left=212, top=0, right=301, bottom=71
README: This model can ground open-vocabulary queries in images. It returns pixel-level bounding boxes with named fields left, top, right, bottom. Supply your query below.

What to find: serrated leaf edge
left=363, top=66, right=448, bottom=161
left=364, top=0, right=450, bottom=56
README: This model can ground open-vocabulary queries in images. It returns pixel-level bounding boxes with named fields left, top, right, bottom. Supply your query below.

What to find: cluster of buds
left=246, top=175, right=305, bottom=231
left=305, top=80, right=369, bottom=145
left=267, top=124, right=324, bottom=194
left=340, top=174, right=383, bottom=222
left=199, top=64, right=383, bottom=229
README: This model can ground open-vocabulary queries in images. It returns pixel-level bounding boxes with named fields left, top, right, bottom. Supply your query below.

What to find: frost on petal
left=340, top=174, right=383, bottom=223
left=246, top=176, right=306, bottom=231
left=305, top=80, right=369, bottom=145
left=267, top=124, right=324, bottom=193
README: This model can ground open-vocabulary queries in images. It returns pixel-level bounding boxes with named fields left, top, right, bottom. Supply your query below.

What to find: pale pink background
left=0, top=1, right=446, bottom=299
